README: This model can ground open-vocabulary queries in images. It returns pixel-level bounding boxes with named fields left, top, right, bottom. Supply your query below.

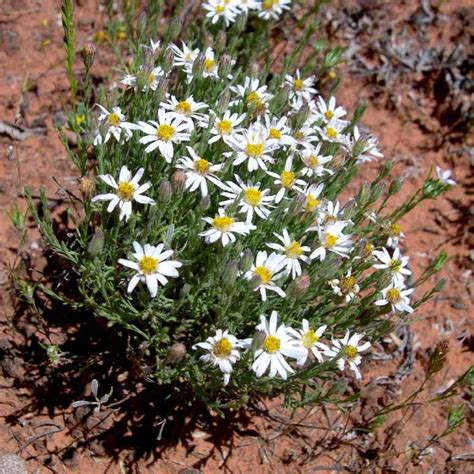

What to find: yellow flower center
left=194, top=158, right=210, bottom=175
left=294, top=78, right=304, bottom=91
left=213, top=215, right=234, bottom=232
left=306, top=195, right=320, bottom=212
left=244, top=187, right=262, bottom=207
left=340, top=276, right=356, bottom=294
left=269, top=127, right=281, bottom=139
left=139, top=256, right=159, bottom=275
left=324, top=233, right=338, bottom=248
left=389, top=259, right=401, bottom=273
left=76, top=114, right=86, bottom=126
left=301, top=330, right=318, bottom=349
left=387, top=288, right=401, bottom=304
left=255, top=266, right=272, bottom=284
left=324, top=110, right=334, bottom=121
left=263, top=335, right=281, bottom=353
left=247, top=91, right=263, bottom=107
left=157, top=124, right=176, bottom=142
left=176, top=100, right=192, bottom=116
left=213, top=337, right=233, bottom=357
left=345, top=345, right=358, bottom=359
left=365, top=242, right=374, bottom=256
left=246, top=143, right=264, bottom=157
left=326, top=127, right=338, bottom=139
left=148, top=72, right=156, bottom=84
left=217, top=119, right=232, bottom=135
left=306, top=155, right=319, bottom=167
left=285, top=241, right=303, bottom=259
left=204, top=58, right=215, bottom=72
left=280, top=170, right=295, bottom=189
left=215, top=5, right=225, bottom=13
left=390, top=223, right=401, bottom=236
left=108, top=112, right=120, bottom=127
left=294, top=130, right=305, bottom=141
left=117, top=181, right=135, bottom=201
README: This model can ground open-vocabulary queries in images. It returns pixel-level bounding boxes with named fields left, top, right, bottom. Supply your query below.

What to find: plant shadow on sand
left=3, top=206, right=258, bottom=469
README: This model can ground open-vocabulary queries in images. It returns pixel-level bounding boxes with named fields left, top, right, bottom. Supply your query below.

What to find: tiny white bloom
left=316, top=96, right=346, bottom=123
left=203, top=0, right=239, bottom=26
left=200, top=209, right=255, bottom=246
left=288, top=319, right=329, bottom=365
left=137, top=108, right=191, bottom=162
left=436, top=166, right=456, bottom=186
left=93, top=105, right=133, bottom=145
left=374, top=283, right=414, bottom=313
left=386, top=223, right=404, bottom=248
left=230, top=77, right=273, bottom=109
left=176, top=146, right=224, bottom=196
left=257, top=0, right=291, bottom=21
left=193, top=329, right=245, bottom=385
left=351, top=126, right=383, bottom=163
left=207, top=110, right=247, bottom=145
left=266, top=229, right=311, bottom=279
left=92, top=166, right=155, bottom=221
left=245, top=251, right=287, bottom=301
left=329, top=269, right=360, bottom=302
left=266, top=155, right=307, bottom=203
left=161, top=95, right=208, bottom=130
left=285, top=69, right=317, bottom=104
left=251, top=311, right=305, bottom=380
left=236, top=0, right=260, bottom=13
left=308, top=221, right=352, bottom=261
left=317, top=121, right=348, bottom=144
left=300, top=183, right=324, bottom=213
left=169, top=42, right=200, bottom=68
left=372, top=247, right=412, bottom=285
left=118, top=242, right=182, bottom=298
left=299, top=144, right=333, bottom=178
left=261, top=115, right=296, bottom=148
left=121, top=66, right=165, bottom=92
left=324, top=331, right=371, bottom=380
left=219, top=174, right=275, bottom=222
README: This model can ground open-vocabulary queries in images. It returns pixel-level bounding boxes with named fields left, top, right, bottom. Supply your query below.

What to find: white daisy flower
left=288, top=319, right=329, bottom=365
left=324, top=331, right=371, bottom=380
left=291, top=125, right=318, bottom=148
left=386, top=223, right=404, bottom=248
left=374, top=283, right=414, bottom=313
left=219, top=175, right=275, bottom=223
left=251, top=311, right=305, bottom=380
left=230, top=123, right=277, bottom=172
left=193, top=329, right=246, bottom=385
left=176, top=146, right=224, bottom=197
left=144, top=38, right=160, bottom=53
left=308, top=221, right=352, bottom=261
left=91, top=166, right=155, bottom=221
left=118, top=241, right=182, bottom=298
left=137, top=108, right=191, bottom=162
left=230, top=77, right=273, bottom=109
left=257, top=0, right=291, bottom=21
left=261, top=115, right=296, bottom=148
left=329, top=269, right=360, bottom=302
left=285, top=69, right=317, bottom=105
left=372, top=247, right=411, bottom=285
left=436, top=166, right=456, bottom=186
left=236, top=0, right=260, bottom=13
left=169, top=42, right=200, bottom=68
left=317, top=200, right=346, bottom=226
left=350, top=126, right=383, bottom=163
left=207, top=110, right=247, bottom=145
left=245, top=251, right=287, bottom=301
left=121, top=66, right=165, bottom=92
left=200, top=209, right=255, bottom=246
left=300, top=183, right=324, bottom=213
left=299, top=144, right=333, bottom=178
left=266, top=229, right=311, bottom=279
left=266, top=156, right=307, bottom=203
left=203, top=0, right=239, bottom=26
left=317, top=121, right=349, bottom=144
left=93, top=105, right=133, bottom=145
left=197, top=47, right=220, bottom=80
left=161, top=95, right=208, bottom=130
left=316, top=96, right=346, bottom=123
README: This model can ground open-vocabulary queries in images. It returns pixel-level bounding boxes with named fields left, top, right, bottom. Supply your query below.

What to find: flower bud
left=216, top=90, right=231, bottom=115
left=80, top=176, right=95, bottom=197
left=222, top=260, right=238, bottom=288
left=215, top=31, right=227, bottom=54
left=218, top=54, right=232, bottom=79
left=291, top=104, right=310, bottom=130
left=158, top=180, right=172, bottom=203
left=250, top=63, right=259, bottom=78
left=87, top=228, right=104, bottom=256
left=351, top=139, right=367, bottom=158
left=287, top=272, right=311, bottom=298
left=171, top=170, right=187, bottom=191
left=82, top=43, right=96, bottom=70
left=286, top=192, right=306, bottom=218
left=240, top=248, right=253, bottom=272
left=161, top=50, right=175, bottom=74
left=155, top=78, right=168, bottom=104
left=164, top=342, right=186, bottom=365
left=357, top=182, right=371, bottom=207
left=192, top=52, right=205, bottom=79
left=342, top=199, right=357, bottom=220
left=388, top=178, right=404, bottom=196
left=166, top=17, right=181, bottom=41
left=180, top=283, right=192, bottom=298
left=198, top=195, right=211, bottom=211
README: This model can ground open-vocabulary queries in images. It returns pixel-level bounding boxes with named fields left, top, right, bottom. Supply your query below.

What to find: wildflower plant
left=26, top=1, right=456, bottom=412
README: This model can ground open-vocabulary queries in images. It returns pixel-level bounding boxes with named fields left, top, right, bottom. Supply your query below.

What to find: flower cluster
left=68, top=9, right=455, bottom=399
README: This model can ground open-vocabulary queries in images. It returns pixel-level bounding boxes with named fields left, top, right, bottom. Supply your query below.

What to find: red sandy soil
left=0, top=1, right=472, bottom=473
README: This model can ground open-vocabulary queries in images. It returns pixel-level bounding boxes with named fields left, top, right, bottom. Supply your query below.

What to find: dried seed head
left=87, top=228, right=104, bottom=256
left=158, top=180, right=172, bottom=203
left=428, top=340, right=449, bottom=375
left=80, top=176, right=95, bottom=196
left=165, top=342, right=186, bottom=365
left=171, top=170, right=187, bottom=190
left=240, top=248, right=254, bottom=272
left=222, top=260, right=238, bottom=287
left=82, top=42, right=96, bottom=69
left=288, top=272, right=311, bottom=298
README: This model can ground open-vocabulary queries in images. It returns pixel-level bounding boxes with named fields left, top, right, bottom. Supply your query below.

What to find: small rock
left=451, top=301, right=467, bottom=310
left=0, top=454, right=27, bottom=474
